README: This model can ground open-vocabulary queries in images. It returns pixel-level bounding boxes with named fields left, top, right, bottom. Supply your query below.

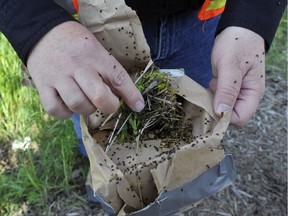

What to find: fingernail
left=134, top=101, right=144, bottom=112
left=217, top=103, right=231, bottom=114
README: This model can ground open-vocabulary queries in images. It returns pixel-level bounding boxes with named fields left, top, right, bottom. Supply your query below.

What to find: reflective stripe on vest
left=198, top=0, right=226, bottom=20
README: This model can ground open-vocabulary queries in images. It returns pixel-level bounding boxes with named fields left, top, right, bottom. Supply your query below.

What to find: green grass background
left=0, top=14, right=286, bottom=215
left=0, top=34, right=87, bottom=214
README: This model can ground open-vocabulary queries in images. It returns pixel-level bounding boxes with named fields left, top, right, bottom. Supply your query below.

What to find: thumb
left=211, top=64, right=242, bottom=117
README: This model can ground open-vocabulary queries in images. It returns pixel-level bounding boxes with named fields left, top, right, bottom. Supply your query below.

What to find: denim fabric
left=141, top=9, right=220, bottom=88
left=74, top=8, right=220, bottom=156
left=72, top=113, right=88, bottom=157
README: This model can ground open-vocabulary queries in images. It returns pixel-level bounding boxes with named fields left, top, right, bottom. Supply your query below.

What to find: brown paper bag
left=78, top=0, right=151, bottom=73
left=77, top=1, right=235, bottom=215
left=80, top=65, right=232, bottom=214
left=19, top=1, right=235, bottom=214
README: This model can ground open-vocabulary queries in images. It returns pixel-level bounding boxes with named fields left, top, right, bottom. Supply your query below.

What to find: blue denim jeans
left=74, top=8, right=220, bottom=156
left=141, top=9, right=220, bottom=88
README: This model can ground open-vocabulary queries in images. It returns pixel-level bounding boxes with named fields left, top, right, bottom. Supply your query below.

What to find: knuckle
left=67, top=96, right=86, bottom=110
left=232, top=116, right=246, bottom=127
left=235, top=118, right=249, bottom=127
left=251, top=84, right=265, bottom=100
left=44, top=103, right=60, bottom=116
left=218, top=84, right=239, bottom=101
left=44, top=104, right=71, bottom=119
left=92, top=93, right=106, bottom=105
left=105, top=104, right=119, bottom=114
left=84, top=108, right=97, bottom=116
left=92, top=93, right=119, bottom=114
left=232, top=109, right=255, bottom=127
left=112, top=70, right=127, bottom=86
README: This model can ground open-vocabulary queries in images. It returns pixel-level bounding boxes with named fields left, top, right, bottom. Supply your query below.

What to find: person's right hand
left=27, top=21, right=144, bottom=119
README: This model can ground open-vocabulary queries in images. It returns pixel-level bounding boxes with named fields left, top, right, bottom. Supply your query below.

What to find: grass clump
left=105, top=67, right=188, bottom=153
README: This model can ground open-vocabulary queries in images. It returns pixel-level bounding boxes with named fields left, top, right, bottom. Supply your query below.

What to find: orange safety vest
left=71, top=0, right=226, bottom=20
left=198, top=0, right=226, bottom=20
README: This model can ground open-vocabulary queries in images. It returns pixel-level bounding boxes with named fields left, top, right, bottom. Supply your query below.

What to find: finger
left=56, top=78, right=97, bottom=115
left=230, top=70, right=265, bottom=126
left=231, top=89, right=260, bottom=126
left=38, top=87, right=73, bottom=119
left=97, top=60, right=145, bottom=112
left=212, top=62, right=243, bottom=117
left=74, top=68, right=120, bottom=114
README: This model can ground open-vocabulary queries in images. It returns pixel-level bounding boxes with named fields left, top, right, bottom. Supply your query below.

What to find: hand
left=27, top=21, right=144, bottom=119
left=210, top=27, right=265, bottom=126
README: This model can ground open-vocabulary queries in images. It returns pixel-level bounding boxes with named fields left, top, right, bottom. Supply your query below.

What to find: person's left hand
left=210, top=26, right=266, bottom=127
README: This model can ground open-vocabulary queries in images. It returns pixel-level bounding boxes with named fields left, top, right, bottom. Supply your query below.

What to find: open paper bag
left=80, top=64, right=236, bottom=215
left=19, top=1, right=237, bottom=214
left=77, top=0, right=236, bottom=215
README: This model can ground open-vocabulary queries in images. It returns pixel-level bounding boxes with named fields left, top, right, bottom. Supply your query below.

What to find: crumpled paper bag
left=80, top=66, right=232, bottom=215
left=21, top=0, right=234, bottom=214
left=77, top=0, right=233, bottom=215
left=78, top=0, right=151, bottom=73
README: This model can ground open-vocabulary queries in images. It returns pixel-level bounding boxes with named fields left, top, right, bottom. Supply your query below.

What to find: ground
left=1, top=71, right=287, bottom=216
left=186, top=71, right=287, bottom=216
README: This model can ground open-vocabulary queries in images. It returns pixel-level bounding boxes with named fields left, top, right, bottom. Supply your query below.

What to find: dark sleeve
left=0, top=0, right=76, bottom=64
left=216, top=0, right=287, bottom=51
